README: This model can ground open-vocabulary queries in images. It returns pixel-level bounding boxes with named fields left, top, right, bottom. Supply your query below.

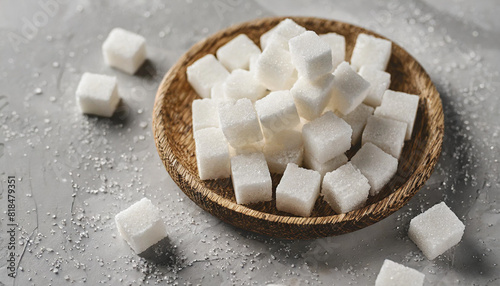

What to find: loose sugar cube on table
left=350, top=142, right=398, bottom=195
left=276, top=163, right=321, bottom=217
left=194, top=127, right=231, bottom=180
left=223, top=69, right=267, bottom=102
left=187, top=54, right=229, bottom=98
left=359, top=65, right=391, bottom=107
left=260, top=18, right=306, bottom=50
left=350, top=33, right=392, bottom=71
left=216, top=34, right=261, bottom=71
left=102, top=28, right=147, bottom=75
left=289, top=31, right=333, bottom=81
left=115, top=198, right=167, bottom=254
left=362, top=115, right=406, bottom=159
left=319, top=32, right=346, bottom=69
left=192, top=99, right=219, bottom=132
left=290, top=74, right=334, bottom=121
left=218, top=98, right=263, bottom=147
left=303, top=152, right=348, bottom=178
left=255, top=43, right=297, bottom=91
left=374, top=90, right=420, bottom=140
left=322, top=162, right=370, bottom=214
left=231, top=152, right=272, bottom=204
left=330, top=61, right=371, bottom=115
left=408, top=202, right=465, bottom=260
left=302, top=111, right=352, bottom=163
left=255, top=90, right=300, bottom=138
left=340, top=103, right=374, bottom=145
left=263, top=130, right=304, bottom=173
left=76, top=72, right=120, bottom=117
left=375, top=259, right=425, bottom=286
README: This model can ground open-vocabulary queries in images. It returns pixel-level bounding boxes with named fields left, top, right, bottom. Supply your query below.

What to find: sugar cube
left=115, top=198, right=167, bottom=254
left=322, top=162, right=370, bottom=214
left=192, top=99, right=219, bottom=132
left=408, top=202, right=465, bottom=260
left=260, top=18, right=306, bottom=50
left=229, top=140, right=265, bottom=157
left=302, top=111, right=352, bottom=163
left=76, top=72, right=120, bottom=117
left=350, top=33, right=392, bottom=71
left=340, top=103, right=374, bottom=145
left=263, top=130, right=304, bottom=173
left=303, top=152, right=348, bottom=178
left=218, top=98, right=263, bottom=147
left=223, top=69, right=267, bottom=102
left=248, top=53, right=260, bottom=72
left=350, top=142, right=398, bottom=195
left=187, top=54, right=229, bottom=98
left=374, top=90, right=420, bottom=140
left=329, top=61, right=371, bottom=115
left=194, top=127, right=231, bottom=180
left=210, top=82, right=226, bottom=101
left=102, top=28, right=147, bottom=75
left=216, top=34, right=261, bottom=71
left=290, top=74, right=335, bottom=121
left=375, top=259, right=425, bottom=286
left=276, top=163, right=321, bottom=217
left=255, top=43, right=297, bottom=91
left=319, top=32, right=346, bottom=69
left=358, top=65, right=391, bottom=107
left=254, top=90, right=300, bottom=138
left=362, top=116, right=406, bottom=159
left=231, top=152, right=272, bottom=204
left=289, top=31, right=333, bottom=81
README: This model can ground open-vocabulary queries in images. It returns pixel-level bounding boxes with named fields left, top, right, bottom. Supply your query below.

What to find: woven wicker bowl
left=153, top=17, right=444, bottom=239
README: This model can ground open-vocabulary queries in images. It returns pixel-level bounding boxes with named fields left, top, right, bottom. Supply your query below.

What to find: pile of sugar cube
left=189, top=18, right=420, bottom=217
left=76, top=28, right=147, bottom=117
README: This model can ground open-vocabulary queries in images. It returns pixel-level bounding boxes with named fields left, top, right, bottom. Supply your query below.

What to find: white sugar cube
left=210, top=82, right=226, bottom=101
left=375, top=259, right=425, bottom=286
left=330, top=61, right=371, bottom=115
left=216, top=34, right=261, bottom=71
left=263, top=130, right=304, bottom=174
left=187, top=54, right=229, bottom=98
left=289, top=31, right=333, bottom=81
left=350, top=33, right=392, bottom=71
left=260, top=18, right=306, bottom=50
left=255, top=43, right=297, bottom=91
left=303, top=152, right=348, bottom=178
left=290, top=74, right=335, bottom=121
left=218, top=98, right=263, bottom=147
left=276, top=163, right=321, bottom=217
left=255, top=90, right=300, bottom=138
left=76, top=72, right=120, bottom=117
left=194, top=127, right=231, bottom=180
left=192, top=99, right=219, bottom=132
left=229, top=140, right=265, bottom=157
left=248, top=53, right=260, bottom=72
left=374, top=90, right=420, bottom=140
left=115, top=198, right=167, bottom=254
left=409, top=202, right=465, bottom=260
left=302, top=111, right=352, bottom=163
left=350, top=142, right=398, bottom=195
left=359, top=65, right=391, bottom=107
left=102, top=28, right=147, bottom=75
left=231, top=152, right=272, bottom=204
left=319, top=32, right=346, bottom=69
left=322, top=162, right=370, bottom=214
left=362, top=116, right=406, bottom=159
left=224, top=69, right=267, bottom=102
left=340, top=103, right=374, bottom=145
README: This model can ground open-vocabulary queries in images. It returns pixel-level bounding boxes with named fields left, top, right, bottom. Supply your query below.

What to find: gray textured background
left=1, top=0, right=499, bottom=285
